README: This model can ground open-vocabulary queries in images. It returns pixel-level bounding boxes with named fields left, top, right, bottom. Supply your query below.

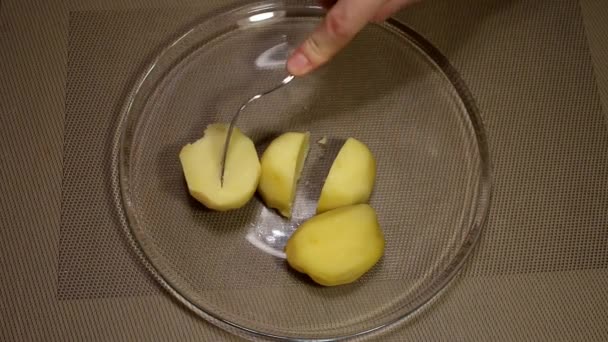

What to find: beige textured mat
left=581, top=0, right=608, bottom=125
left=400, top=0, right=608, bottom=277
left=1, top=0, right=608, bottom=340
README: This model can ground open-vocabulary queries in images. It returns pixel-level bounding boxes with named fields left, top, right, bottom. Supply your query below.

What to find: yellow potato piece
left=317, top=138, right=376, bottom=213
left=179, top=123, right=260, bottom=211
left=285, top=204, right=385, bottom=286
left=258, top=132, right=310, bottom=218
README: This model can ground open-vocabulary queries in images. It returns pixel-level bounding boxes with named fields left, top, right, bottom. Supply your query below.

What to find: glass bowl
left=111, top=0, right=492, bottom=340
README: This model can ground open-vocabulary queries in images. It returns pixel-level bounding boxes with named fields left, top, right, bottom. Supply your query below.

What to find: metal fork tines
left=220, top=74, right=295, bottom=186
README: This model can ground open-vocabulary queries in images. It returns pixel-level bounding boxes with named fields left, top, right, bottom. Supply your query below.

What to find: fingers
left=373, top=0, right=417, bottom=22
left=287, top=0, right=387, bottom=76
left=318, top=0, right=337, bottom=9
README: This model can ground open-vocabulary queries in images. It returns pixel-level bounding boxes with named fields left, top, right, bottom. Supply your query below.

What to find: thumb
left=287, top=0, right=386, bottom=76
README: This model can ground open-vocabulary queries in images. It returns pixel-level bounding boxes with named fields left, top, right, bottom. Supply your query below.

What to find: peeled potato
left=258, top=132, right=310, bottom=218
left=317, top=138, right=376, bottom=213
left=179, top=123, right=260, bottom=211
left=285, top=204, right=385, bottom=286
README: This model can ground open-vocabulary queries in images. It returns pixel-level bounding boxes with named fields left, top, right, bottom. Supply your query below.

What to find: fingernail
left=287, top=52, right=311, bottom=75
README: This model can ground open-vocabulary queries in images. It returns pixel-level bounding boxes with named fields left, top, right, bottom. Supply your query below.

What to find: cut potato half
left=317, top=138, right=376, bottom=213
left=179, top=123, right=260, bottom=211
left=285, top=204, right=385, bottom=286
left=258, top=132, right=311, bottom=218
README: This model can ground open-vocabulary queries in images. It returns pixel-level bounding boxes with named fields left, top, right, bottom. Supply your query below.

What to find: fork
left=220, top=74, right=295, bottom=186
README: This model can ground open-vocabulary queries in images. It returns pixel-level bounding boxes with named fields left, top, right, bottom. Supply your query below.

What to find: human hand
left=286, top=0, right=420, bottom=76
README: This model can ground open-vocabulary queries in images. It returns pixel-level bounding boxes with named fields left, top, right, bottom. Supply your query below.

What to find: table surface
left=1, top=0, right=607, bottom=341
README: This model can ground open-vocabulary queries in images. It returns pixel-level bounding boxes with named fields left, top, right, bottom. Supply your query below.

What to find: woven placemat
left=1, top=0, right=607, bottom=340
left=60, top=0, right=608, bottom=299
